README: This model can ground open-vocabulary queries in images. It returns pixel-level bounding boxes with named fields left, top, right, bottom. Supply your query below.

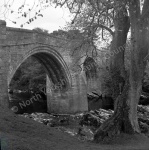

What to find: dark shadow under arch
left=83, top=57, right=97, bottom=79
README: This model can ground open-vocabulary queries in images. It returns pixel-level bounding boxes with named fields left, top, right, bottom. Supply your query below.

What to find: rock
left=19, top=104, right=149, bottom=139
left=79, top=108, right=113, bottom=127
left=139, top=121, right=149, bottom=134
left=42, top=119, right=52, bottom=125
left=77, top=126, right=94, bottom=141
left=138, top=117, right=149, bottom=126
left=87, top=92, right=114, bottom=110
left=59, top=117, right=69, bottom=125
left=139, top=92, right=149, bottom=105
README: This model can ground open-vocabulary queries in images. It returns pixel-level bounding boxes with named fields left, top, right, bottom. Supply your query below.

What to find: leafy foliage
left=33, top=27, right=49, bottom=33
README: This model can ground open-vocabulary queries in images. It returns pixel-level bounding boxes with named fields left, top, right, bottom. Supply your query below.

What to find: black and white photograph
left=0, top=0, right=149, bottom=149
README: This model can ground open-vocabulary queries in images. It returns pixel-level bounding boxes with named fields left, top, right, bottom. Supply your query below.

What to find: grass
left=0, top=106, right=149, bottom=150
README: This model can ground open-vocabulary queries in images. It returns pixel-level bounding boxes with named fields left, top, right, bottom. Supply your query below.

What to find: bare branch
left=97, top=23, right=114, bottom=36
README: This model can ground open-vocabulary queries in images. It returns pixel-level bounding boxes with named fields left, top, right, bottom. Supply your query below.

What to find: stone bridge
left=0, top=20, right=101, bottom=113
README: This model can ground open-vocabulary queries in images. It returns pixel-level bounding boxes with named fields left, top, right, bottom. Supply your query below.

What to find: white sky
left=0, top=0, right=71, bottom=33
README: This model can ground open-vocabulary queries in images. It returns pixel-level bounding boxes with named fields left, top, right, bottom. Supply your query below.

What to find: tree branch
left=96, top=24, right=114, bottom=36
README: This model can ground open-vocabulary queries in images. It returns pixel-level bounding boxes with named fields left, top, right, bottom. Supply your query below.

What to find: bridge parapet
left=6, top=27, right=78, bottom=49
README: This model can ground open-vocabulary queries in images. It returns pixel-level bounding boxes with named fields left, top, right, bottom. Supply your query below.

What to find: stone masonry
left=0, top=20, right=101, bottom=113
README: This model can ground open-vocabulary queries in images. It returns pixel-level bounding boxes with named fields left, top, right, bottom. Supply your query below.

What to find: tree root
left=93, top=110, right=136, bottom=142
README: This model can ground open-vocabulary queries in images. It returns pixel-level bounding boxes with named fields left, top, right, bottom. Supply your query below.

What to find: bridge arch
left=8, top=46, right=72, bottom=87
left=8, top=45, right=73, bottom=113
left=0, top=20, right=89, bottom=113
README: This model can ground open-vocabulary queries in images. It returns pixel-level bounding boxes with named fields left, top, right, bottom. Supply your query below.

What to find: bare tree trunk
left=94, top=7, right=132, bottom=142
left=110, top=8, right=130, bottom=109
left=127, top=0, right=149, bottom=133
left=94, top=0, right=149, bottom=142
left=94, top=74, right=143, bottom=142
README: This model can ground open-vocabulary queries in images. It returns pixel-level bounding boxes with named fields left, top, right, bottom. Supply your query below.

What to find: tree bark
left=94, top=0, right=149, bottom=142
left=109, top=8, right=130, bottom=105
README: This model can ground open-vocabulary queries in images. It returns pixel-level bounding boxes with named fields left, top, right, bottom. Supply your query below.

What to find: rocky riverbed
left=19, top=105, right=149, bottom=141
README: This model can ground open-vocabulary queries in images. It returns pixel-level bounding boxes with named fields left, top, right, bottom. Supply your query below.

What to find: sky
left=0, top=0, right=71, bottom=33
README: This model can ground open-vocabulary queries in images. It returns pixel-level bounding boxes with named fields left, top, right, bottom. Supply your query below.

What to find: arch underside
left=8, top=46, right=71, bottom=89
left=8, top=47, right=72, bottom=113
left=33, top=52, right=69, bottom=90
